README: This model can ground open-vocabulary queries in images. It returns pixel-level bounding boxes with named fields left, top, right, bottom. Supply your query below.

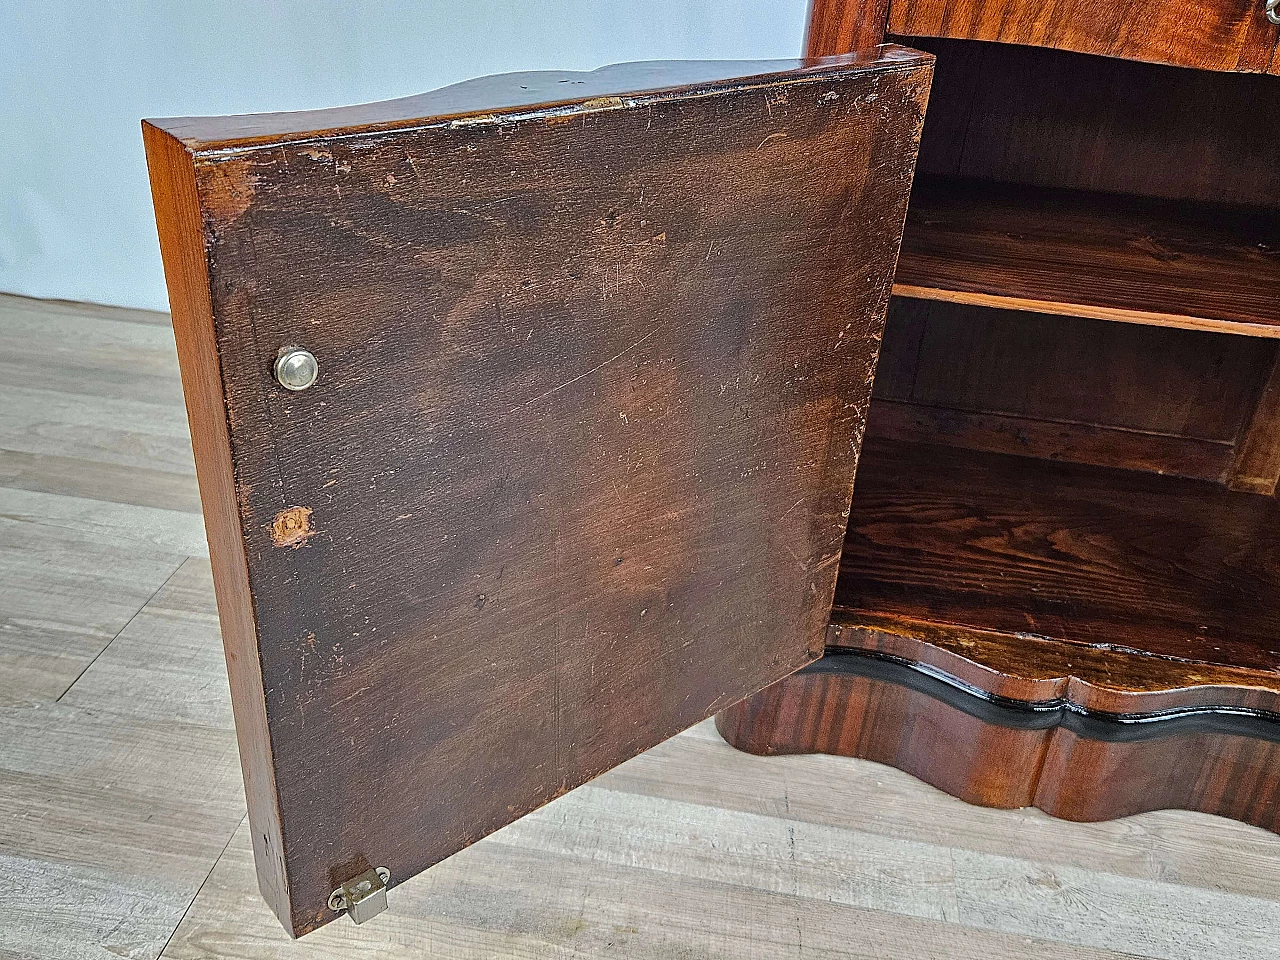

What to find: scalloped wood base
left=716, top=618, right=1280, bottom=833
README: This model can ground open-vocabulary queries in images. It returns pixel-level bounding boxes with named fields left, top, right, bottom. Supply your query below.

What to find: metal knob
left=1268, top=0, right=1280, bottom=25
left=275, top=348, right=319, bottom=391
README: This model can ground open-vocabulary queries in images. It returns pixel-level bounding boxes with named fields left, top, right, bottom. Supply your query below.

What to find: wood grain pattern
left=143, top=53, right=932, bottom=936
left=807, top=0, right=892, bottom=56
left=866, top=398, right=1240, bottom=483
left=885, top=0, right=1280, bottom=72
left=833, top=438, right=1280, bottom=672
left=894, top=177, right=1280, bottom=336
left=875, top=299, right=1276, bottom=438
left=734, top=435, right=1280, bottom=823
left=717, top=636, right=1280, bottom=832
left=164, top=726, right=1280, bottom=960
left=144, top=122, right=292, bottom=928
left=13, top=293, right=1280, bottom=960
left=1, top=558, right=248, bottom=960
left=0, top=294, right=199, bottom=707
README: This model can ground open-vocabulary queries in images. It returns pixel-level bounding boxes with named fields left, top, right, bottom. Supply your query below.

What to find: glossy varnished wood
left=808, top=0, right=1280, bottom=72
left=807, top=0, right=892, bottom=57
left=717, top=631, right=1280, bottom=832
left=894, top=177, right=1280, bottom=336
left=885, top=0, right=1280, bottom=72
left=143, top=53, right=932, bottom=936
left=719, top=437, right=1280, bottom=832
left=787, top=0, right=1280, bottom=842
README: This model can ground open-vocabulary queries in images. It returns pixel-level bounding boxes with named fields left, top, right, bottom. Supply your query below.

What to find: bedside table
left=720, top=0, right=1280, bottom=833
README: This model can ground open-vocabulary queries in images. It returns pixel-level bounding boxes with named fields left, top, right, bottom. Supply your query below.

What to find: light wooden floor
left=3, top=291, right=1280, bottom=960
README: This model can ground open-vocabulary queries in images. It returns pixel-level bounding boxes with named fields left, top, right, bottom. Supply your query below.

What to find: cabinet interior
left=836, top=38, right=1280, bottom=673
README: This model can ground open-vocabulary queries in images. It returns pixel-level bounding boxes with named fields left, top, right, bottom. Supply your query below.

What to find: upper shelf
left=893, top=177, right=1280, bottom=337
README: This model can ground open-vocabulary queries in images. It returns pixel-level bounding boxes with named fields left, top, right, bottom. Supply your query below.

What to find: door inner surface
left=143, top=48, right=932, bottom=936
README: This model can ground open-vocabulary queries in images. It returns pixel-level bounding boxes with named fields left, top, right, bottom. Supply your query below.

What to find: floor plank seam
left=157, top=812, right=248, bottom=960
left=53, top=555, right=189, bottom=703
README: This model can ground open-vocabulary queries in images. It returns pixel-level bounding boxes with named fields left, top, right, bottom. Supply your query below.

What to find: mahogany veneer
left=810, top=0, right=1280, bottom=72
left=717, top=0, right=1280, bottom=841
left=719, top=438, right=1280, bottom=829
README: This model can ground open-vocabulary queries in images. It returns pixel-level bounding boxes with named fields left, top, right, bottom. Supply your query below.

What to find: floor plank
left=0, top=511, right=184, bottom=705
left=163, top=786, right=1149, bottom=960
left=0, top=537, right=243, bottom=959
left=2, top=290, right=1279, bottom=959
left=0, top=675, right=243, bottom=959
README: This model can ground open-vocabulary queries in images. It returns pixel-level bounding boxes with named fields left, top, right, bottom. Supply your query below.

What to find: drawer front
left=144, top=50, right=931, bottom=936
left=885, top=0, right=1280, bottom=71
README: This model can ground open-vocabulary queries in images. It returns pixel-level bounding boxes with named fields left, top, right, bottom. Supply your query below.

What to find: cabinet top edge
left=142, top=44, right=932, bottom=155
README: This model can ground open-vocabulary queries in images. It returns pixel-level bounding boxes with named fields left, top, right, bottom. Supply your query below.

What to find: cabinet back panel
left=907, top=38, right=1280, bottom=207
left=872, top=299, right=1276, bottom=478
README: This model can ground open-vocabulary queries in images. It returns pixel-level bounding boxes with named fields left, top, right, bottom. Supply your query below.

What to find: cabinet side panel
left=141, top=123, right=291, bottom=933
left=806, top=0, right=892, bottom=56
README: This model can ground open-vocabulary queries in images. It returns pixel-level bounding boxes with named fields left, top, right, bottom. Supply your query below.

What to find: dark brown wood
left=913, top=38, right=1280, bottom=208
left=870, top=298, right=1276, bottom=481
left=836, top=438, right=1280, bottom=672
left=762, top=0, right=1280, bottom=840
left=806, top=0, right=892, bottom=57
left=1227, top=350, right=1280, bottom=494
left=866, top=399, right=1241, bottom=483
left=894, top=177, right=1280, bottom=336
left=143, top=126, right=291, bottom=922
left=716, top=632, right=1280, bottom=831
left=143, top=52, right=932, bottom=937
left=824, top=614, right=1280, bottom=711
left=884, top=0, right=1280, bottom=73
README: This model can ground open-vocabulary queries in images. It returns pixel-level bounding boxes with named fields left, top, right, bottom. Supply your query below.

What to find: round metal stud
left=275, top=348, right=319, bottom=391
left=1268, top=0, right=1280, bottom=24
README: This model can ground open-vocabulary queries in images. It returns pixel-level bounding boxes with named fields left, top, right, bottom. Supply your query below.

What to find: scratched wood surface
left=144, top=52, right=931, bottom=935
left=5, top=291, right=1280, bottom=958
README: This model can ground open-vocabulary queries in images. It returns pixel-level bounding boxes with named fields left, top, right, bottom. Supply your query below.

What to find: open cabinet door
left=142, top=47, right=931, bottom=937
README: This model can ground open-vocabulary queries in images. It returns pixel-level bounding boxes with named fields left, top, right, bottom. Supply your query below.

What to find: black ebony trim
left=801, top=648, right=1280, bottom=745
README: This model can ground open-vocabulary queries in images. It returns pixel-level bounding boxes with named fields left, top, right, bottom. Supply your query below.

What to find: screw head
left=275, top=348, right=318, bottom=391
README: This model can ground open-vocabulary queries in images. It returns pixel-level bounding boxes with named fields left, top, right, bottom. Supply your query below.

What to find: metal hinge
left=328, top=866, right=391, bottom=924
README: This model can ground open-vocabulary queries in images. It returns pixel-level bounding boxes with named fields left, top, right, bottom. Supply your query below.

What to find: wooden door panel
left=143, top=49, right=932, bottom=936
left=882, top=0, right=1280, bottom=71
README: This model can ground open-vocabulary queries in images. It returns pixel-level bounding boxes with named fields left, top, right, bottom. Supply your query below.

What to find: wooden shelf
left=725, top=437, right=1280, bottom=834
left=894, top=178, right=1280, bottom=337
left=834, top=438, right=1280, bottom=677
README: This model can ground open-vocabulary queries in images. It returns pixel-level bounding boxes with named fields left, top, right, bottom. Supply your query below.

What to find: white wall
left=0, top=0, right=808, bottom=312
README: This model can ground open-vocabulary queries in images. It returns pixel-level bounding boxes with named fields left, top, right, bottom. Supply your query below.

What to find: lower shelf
left=718, top=439, right=1280, bottom=831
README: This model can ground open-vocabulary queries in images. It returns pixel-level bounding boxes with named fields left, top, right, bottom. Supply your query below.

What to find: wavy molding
left=717, top=622, right=1280, bottom=833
